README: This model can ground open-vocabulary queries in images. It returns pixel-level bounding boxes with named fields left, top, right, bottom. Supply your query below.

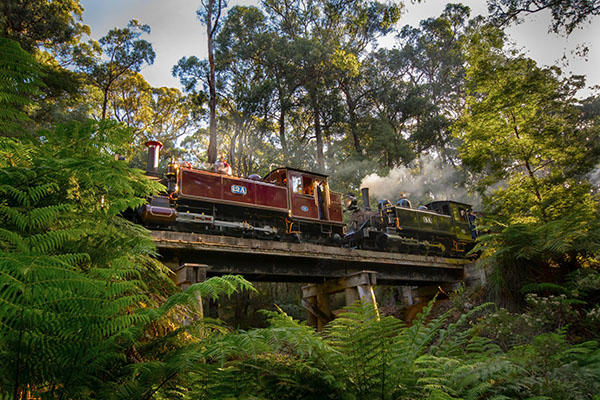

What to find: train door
left=289, top=172, right=325, bottom=220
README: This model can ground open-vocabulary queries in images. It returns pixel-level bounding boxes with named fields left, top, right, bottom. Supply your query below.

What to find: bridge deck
left=152, top=231, right=467, bottom=285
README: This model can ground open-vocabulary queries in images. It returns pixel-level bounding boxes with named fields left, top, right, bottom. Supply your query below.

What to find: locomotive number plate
left=231, top=185, right=247, bottom=195
left=422, top=216, right=433, bottom=224
left=301, top=205, right=309, bottom=212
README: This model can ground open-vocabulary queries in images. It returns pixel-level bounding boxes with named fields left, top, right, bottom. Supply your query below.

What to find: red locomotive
left=138, top=142, right=345, bottom=244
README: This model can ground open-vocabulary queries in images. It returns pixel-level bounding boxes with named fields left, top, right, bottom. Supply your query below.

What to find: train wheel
left=330, top=233, right=342, bottom=246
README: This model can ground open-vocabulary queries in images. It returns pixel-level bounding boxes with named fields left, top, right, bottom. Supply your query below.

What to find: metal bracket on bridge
left=302, top=270, right=379, bottom=331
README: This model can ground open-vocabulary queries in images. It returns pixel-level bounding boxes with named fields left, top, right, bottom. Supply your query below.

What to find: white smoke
left=360, top=155, right=481, bottom=208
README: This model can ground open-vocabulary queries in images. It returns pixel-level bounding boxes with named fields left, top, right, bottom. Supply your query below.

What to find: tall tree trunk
left=206, top=0, right=218, bottom=164
left=278, top=87, right=288, bottom=160
left=343, top=86, right=361, bottom=154
left=235, top=119, right=244, bottom=175
left=348, top=99, right=361, bottom=154
left=279, top=108, right=287, bottom=157
left=101, top=86, right=110, bottom=120
left=313, top=98, right=324, bottom=171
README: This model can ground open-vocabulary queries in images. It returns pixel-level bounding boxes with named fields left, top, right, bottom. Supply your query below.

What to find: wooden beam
left=302, top=271, right=377, bottom=298
left=153, top=231, right=468, bottom=285
left=153, top=231, right=467, bottom=269
left=174, top=263, right=210, bottom=286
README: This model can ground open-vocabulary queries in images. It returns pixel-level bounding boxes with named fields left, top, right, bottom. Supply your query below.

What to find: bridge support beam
left=174, top=263, right=210, bottom=289
left=302, top=271, right=378, bottom=330
left=174, top=263, right=210, bottom=318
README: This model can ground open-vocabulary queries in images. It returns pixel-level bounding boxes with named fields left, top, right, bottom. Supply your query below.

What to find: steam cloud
left=360, top=156, right=481, bottom=208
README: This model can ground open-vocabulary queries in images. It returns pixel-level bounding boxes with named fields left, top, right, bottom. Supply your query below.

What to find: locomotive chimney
left=146, top=140, right=163, bottom=173
left=361, top=187, right=371, bottom=210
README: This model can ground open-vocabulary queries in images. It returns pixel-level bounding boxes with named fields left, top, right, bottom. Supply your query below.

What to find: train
left=134, top=141, right=477, bottom=258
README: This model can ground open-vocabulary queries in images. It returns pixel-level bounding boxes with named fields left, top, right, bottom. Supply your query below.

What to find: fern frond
left=162, top=275, right=256, bottom=313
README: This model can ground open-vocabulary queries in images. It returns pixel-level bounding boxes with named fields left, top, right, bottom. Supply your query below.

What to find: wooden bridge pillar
left=174, top=263, right=210, bottom=289
left=302, top=271, right=378, bottom=330
left=174, top=263, right=210, bottom=318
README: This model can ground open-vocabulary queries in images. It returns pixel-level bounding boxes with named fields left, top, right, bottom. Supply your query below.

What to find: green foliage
left=505, top=332, right=600, bottom=399
left=0, top=38, right=44, bottom=135
left=0, top=120, right=165, bottom=398
left=144, top=293, right=600, bottom=400
left=85, top=19, right=155, bottom=120
left=100, top=275, right=256, bottom=400
left=473, top=211, right=600, bottom=306
left=0, top=0, right=88, bottom=53
left=456, top=28, right=599, bottom=224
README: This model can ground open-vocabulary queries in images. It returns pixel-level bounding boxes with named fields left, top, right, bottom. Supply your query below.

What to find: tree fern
left=0, top=38, right=44, bottom=135
left=0, top=121, right=167, bottom=398
left=474, top=211, right=600, bottom=307
left=0, top=179, right=141, bottom=397
left=322, top=301, right=405, bottom=399
left=98, top=275, right=260, bottom=399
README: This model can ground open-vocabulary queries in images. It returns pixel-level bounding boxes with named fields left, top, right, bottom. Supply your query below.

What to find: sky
left=80, top=0, right=599, bottom=97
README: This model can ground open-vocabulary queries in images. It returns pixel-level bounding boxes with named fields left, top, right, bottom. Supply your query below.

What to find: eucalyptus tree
left=488, top=0, right=600, bottom=34
left=455, top=24, right=600, bottom=225
left=193, top=0, right=227, bottom=164
left=214, top=6, right=277, bottom=173
left=216, top=6, right=304, bottom=162
left=109, top=71, right=153, bottom=135
left=367, top=4, right=475, bottom=162
left=85, top=20, right=155, bottom=121
left=107, top=71, right=201, bottom=163
left=0, top=0, right=87, bottom=54
left=262, top=0, right=402, bottom=171
left=359, top=50, right=420, bottom=167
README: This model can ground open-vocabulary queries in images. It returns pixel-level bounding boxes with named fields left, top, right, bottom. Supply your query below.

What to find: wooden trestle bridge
left=152, top=231, right=477, bottom=329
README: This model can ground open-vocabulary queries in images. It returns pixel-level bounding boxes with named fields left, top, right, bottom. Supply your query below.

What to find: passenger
left=417, top=205, right=428, bottom=211
left=397, top=197, right=411, bottom=208
left=467, top=209, right=478, bottom=239
left=214, top=154, right=232, bottom=176
left=248, top=174, right=261, bottom=181
left=315, top=180, right=326, bottom=219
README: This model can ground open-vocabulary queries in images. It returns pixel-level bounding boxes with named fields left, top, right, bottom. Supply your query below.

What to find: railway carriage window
left=441, top=205, right=451, bottom=215
left=291, top=175, right=303, bottom=193
left=303, top=176, right=314, bottom=195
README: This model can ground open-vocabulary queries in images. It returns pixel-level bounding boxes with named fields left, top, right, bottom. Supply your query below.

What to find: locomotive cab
left=264, top=168, right=344, bottom=226
left=425, top=201, right=475, bottom=241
